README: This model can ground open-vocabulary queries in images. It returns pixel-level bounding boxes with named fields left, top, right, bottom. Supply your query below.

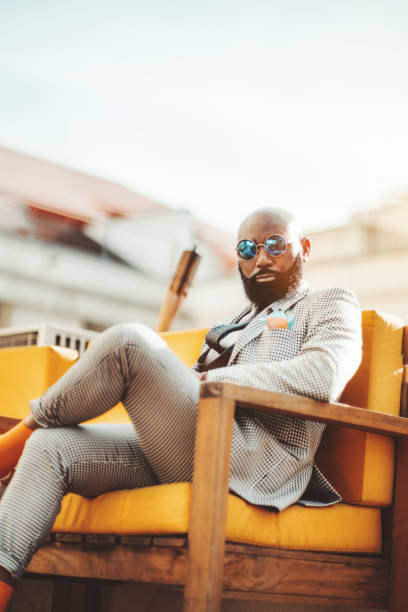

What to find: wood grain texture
left=0, top=415, right=20, bottom=433
left=221, top=590, right=384, bottom=608
left=389, top=436, right=408, bottom=611
left=28, top=543, right=187, bottom=584
left=400, top=326, right=408, bottom=417
left=120, top=535, right=153, bottom=547
left=221, top=549, right=387, bottom=603
left=224, top=543, right=384, bottom=565
left=54, top=533, right=84, bottom=544
left=184, top=395, right=235, bottom=612
left=85, top=534, right=118, bottom=545
left=201, top=382, right=408, bottom=437
left=153, top=537, right=187, bottom=548
left=400, top=365, right=408, bottom=418
left=27, top=542, right=388, bottom=608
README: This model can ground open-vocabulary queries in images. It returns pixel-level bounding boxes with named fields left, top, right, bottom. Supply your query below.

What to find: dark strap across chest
left=195, top=321, right=249, bottom=373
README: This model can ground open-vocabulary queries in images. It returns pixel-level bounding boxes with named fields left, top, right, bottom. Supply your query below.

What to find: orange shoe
left=0, top=581, right=14, bottom=611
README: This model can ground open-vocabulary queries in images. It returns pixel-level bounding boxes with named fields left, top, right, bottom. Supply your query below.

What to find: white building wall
left=306, top=220, right=408, bottom=322
left=0, top=233, right=195, bottom=331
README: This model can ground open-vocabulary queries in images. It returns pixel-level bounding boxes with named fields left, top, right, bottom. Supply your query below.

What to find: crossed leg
left=0, top=323, right=200, bottom=581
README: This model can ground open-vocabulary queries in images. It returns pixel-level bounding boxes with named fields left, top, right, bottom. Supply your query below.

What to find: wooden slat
left=184, top=395, right=235, bottom=612
left=389, top=437, right=408, bottom=611
left=224, top=542, right=384, bottom=565
left=27, top=542, right=387, bottom=606
left=85, top=534, right=118, bottom=545
left=201, top=382, right=408, bottom=437
left=221, top=549, right=387, bottom=603
left=400, top=365, right=408, bottom=418
left=120, top=535, right=152, bottom=547
left=0, top=415, right=20, bottom=433
left=152, top=536, right=186, bottom=548
left=222, top=590, right=384, bottom=608
left=27, top=543, right=187, bottom=584
left=400, top=326, right=408, bottom=417
left=55, top=534, right=84, bottom=544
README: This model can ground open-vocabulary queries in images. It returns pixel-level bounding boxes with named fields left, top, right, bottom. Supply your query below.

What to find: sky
left=1, top=0, right=408, bottom=236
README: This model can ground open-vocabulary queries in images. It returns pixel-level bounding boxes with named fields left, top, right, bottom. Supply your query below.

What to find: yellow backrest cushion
left=159, top=328, right=207, bottom=368
left=0, top=346, right=78, bottom=424
left=316, top=310, right=404, bottom=506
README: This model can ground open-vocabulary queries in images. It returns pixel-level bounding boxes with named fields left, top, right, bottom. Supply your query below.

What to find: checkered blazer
left=193, top=280, right=362, bottom=510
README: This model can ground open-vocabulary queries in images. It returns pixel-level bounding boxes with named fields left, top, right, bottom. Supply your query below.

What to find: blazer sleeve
left=204, top=287, right=362, bottom=403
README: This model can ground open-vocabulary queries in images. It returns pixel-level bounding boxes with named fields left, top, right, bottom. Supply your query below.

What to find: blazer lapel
left=229, top=303, right=254, bottom=325
left=229, top=280, right=312, bottom=363
left=198, top=303, right=254, bottom=357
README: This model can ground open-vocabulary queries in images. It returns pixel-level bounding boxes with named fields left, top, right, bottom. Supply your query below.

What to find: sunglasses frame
left=236, top=234, right=293, bottom=260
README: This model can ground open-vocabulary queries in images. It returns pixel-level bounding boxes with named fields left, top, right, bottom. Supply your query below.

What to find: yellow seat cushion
left=52, top=482, right=381, bottom=554
left=316, top=310, right=404, bottom=506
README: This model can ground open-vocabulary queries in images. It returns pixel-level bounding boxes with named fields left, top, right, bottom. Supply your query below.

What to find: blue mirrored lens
left=264, top=235, right=286, bottom=256
left=237, top=239, right=257, bottom=260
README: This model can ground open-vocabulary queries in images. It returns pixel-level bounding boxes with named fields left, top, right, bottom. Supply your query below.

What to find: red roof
left=0, top=146, right=236, bottom=272
left=0, top=146, right=166, bottom=223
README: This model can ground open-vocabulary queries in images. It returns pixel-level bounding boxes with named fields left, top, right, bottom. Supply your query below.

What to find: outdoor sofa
left=0, top=310, right=407, bottom=610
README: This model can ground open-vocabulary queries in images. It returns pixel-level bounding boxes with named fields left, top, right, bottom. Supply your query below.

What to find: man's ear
left=301, top=237, right=311, bottom=262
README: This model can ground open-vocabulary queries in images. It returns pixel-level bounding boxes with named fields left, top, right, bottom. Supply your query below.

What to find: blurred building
left=0, top=146, right=237, bottom=332
left=306, top=199, right=408, bottom=321
left=1, top=145, right=407, bottom=333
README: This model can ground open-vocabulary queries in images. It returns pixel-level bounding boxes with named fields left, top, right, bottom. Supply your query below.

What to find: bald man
left=0, top=207, right=361, bottom=605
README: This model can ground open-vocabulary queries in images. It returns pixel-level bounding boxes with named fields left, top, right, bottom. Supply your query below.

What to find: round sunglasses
left=236, top=234, right=292, bottom=260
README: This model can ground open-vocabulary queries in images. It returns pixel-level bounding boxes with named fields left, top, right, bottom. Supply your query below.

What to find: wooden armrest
left=187, top=381, right=408, bottom=610
left=200, top=381, right=408, bottom=438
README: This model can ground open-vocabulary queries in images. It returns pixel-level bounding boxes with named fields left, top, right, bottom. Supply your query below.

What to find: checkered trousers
left=0, top=324, right=201, bottom=579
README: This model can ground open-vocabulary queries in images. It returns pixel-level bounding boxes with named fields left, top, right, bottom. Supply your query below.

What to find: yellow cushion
left=316, top=310, right=404, bottom=506
left=52, top=482, right=381, bottom=554
left=0, top=346, right=78, bottom=423
left=159, top=328, right=207, bottom=368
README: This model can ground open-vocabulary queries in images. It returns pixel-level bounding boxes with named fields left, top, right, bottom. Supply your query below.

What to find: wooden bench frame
left=3, top=330, right=408, bottom=611
left=185, top=381, right=408, bottom=611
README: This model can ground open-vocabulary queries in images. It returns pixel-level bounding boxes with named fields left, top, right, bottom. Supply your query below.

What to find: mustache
left=249, top=269, right=280, bottom=280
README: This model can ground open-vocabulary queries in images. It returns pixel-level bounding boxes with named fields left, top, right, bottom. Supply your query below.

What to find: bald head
left=238, top=207, right=303, bottom=242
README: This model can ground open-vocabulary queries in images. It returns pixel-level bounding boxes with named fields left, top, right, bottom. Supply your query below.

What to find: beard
left=239, top=254, right=303, bottom=311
